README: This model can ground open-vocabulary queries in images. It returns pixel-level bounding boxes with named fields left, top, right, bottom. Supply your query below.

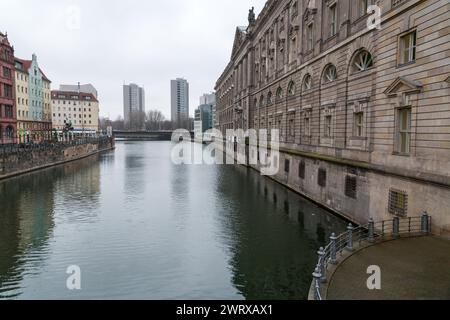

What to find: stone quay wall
left=0, top=137, right=115, bottom=180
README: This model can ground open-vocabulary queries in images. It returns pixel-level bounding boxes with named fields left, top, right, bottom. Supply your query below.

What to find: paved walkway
left=327, top=236, right=450, bottom=300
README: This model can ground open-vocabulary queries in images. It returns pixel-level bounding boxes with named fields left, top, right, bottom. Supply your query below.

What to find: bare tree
left=129, top=111, right=146, bottom=131
left=112, top=115, right=125, bottom=131
left=145, top=110, right=166, bottom=131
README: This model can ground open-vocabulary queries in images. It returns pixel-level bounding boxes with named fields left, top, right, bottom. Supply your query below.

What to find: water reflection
left=214, top=164, right=346, bottom=300
left=0, top=156, right=101, bottom=298
left=0, top=142, right=347, bottom=299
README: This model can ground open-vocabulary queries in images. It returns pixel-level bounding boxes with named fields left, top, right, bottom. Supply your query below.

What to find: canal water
left=0, top=141, right=347, bottom=300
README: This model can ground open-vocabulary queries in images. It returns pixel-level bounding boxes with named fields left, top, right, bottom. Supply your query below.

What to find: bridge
left=113, top=130, right=194, bottom=141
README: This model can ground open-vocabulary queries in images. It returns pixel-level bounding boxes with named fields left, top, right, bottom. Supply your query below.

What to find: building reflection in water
left=0, top=155, right=101, bottom=298
left=123, top=142, right=148, bottom=203
left=214, top=164, right=347, bottom=300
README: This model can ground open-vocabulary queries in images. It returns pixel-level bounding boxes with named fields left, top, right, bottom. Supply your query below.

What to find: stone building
left=0, top=32, right=17, bottom=144
left=51, top=90, right=99, bottom=133
left=215, top=0, right=450, bottom=234
left=15, top=54, right=52, bottom=143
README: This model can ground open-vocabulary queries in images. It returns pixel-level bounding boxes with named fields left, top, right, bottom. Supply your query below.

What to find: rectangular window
left=284, top=159, right=290, bottom=173
left=3, top=84, right=12, bottom=98
left=299, top=160, right=306, bottom=179
left=289, top=118, right=295, bottom=136
left=330, top=4, right=337, bottom=37
left=304, top=116, right=310, bottom=136
left=4, top=105, right=13, bottom=118
left=325, top=115, right=332, bottom=137
left=354, top=112, right=364, bottom=137
left=2, top=66, right=11, bottom=79
left=389, top=189, right=408, bottom=217
left=400, top=31, right=416, bottom=65
left=318, top=168, right=327, bottom=187
left=307, top=23, right=313, bottom=51
left=345, top=176, right=357, bottom=199
left=360, top=0, right=369, bottom=16
left=397, top=107, right=411, bottom=154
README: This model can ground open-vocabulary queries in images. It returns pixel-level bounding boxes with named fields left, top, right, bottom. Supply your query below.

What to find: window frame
left=303, top=74, right=312, bottom=92
left=399, top=30, right=417, bottom=66
left=325, top=115, right=332, bottom=138
left=354, top=112, right=364, bottom=137
left=352, top=49, right=374, bottom=73
left=323, top=64, right=337, bottom=84
left=329, top=3, right=337, bottom=37
left=396, top=107, right=412, bottom=155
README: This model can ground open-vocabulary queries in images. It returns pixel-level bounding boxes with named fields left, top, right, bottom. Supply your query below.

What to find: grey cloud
left=0, top=0, right=267, bottom=119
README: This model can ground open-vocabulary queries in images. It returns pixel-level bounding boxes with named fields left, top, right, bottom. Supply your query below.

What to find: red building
left=0, top=32, right=16, bottom=144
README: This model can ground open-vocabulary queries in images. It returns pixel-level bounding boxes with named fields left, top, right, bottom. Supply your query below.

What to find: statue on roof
left=248, top=7, right=256, bottom=25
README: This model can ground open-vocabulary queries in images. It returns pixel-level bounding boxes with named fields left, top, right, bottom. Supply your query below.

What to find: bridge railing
left=311, top=213, right=432, bottom=300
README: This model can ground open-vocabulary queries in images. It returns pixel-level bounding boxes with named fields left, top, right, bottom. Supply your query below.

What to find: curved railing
left=311, top=213, right=432, bottom=300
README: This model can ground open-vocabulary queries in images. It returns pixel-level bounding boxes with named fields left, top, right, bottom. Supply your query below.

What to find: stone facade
left=0, top=32, right=17, bottom=144
left=215, top=0, right=450, bottom=234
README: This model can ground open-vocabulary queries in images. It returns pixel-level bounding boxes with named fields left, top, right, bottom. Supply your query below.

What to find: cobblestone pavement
left=327, top=236, right=450, bottom=300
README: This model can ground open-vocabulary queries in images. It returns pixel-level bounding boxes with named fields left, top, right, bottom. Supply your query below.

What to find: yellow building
left=15, top=54, right=52, bottom=143
left=43, top=78, right=52, bottom=129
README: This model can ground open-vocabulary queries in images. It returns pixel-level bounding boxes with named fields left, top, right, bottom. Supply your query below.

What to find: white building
left=51, top=90, right=99, bottom=133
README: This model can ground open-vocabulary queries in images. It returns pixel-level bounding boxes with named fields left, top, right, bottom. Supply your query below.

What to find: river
left=0, top=141, right=347, bottom=299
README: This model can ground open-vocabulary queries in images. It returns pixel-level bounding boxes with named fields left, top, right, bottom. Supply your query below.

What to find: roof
left=14, top=57, right=51, bottom=82
left=51, top=90, right=99, bottom=103
left=0, top=32, right=12, bottom=46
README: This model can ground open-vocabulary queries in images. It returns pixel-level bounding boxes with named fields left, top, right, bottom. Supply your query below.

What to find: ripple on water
left=0, top=141, right=347, bottom=300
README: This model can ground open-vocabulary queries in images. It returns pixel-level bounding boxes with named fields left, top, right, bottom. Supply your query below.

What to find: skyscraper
left=170, top=78, right=189, bottom=128
left=123, top=83, right=145, bottom=130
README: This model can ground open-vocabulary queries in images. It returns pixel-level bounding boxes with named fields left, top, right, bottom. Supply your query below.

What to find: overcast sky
left=0, top=0, right=267, bottom=120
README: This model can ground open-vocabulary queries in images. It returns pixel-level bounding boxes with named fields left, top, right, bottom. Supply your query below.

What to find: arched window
left=303, top=74, right=312, bottom=91
left=260, top=95, right=265, bottom=108
left=323, top=64, right=337, bottom=84
left=267, top=92, right=273, bottom=105
left=276, top=87, right=283, bottom=100
left=288, top=81, right=296, bottom=96
left=352, top=49, right=373, bottom=73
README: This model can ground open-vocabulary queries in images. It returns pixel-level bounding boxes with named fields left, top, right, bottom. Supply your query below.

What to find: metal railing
left=0, top=136, right=113, bottom=156
left=311, top=213, right=432, bottom=300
